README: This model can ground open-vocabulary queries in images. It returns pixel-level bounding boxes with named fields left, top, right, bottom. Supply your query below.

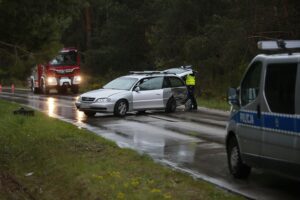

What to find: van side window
left=241, top=62, right=262, bottom=106
left=265, top=63, right=297, bottom=114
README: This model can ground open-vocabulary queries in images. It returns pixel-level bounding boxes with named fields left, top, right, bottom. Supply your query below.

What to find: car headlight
left=96, top=98, right=111, bottom=103
left=73, top=76, right=81, bottom=83
left=76, top=96, right=81, bottom=102
left=47, top=77, right=57, bottom=84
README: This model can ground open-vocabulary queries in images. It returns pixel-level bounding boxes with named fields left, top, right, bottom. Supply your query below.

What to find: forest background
left=0, top=0, right=299, bottom=97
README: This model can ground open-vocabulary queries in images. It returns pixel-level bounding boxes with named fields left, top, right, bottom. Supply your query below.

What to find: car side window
left=163, top=77, right=171, bottom=88
left=139, top=77, right=163, bottom=91
left=265, top=63, right=297, bottom=114
left=169, top=77, right=185, bottom=87
left=240, top=62, right=262, bottom=106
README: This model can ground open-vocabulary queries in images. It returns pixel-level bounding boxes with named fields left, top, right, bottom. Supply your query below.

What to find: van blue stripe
left=263, top=114, right=295, bottom=133
left=297, top=118, right=300, bottom=132
left=231, top=110, right=300, bottom=134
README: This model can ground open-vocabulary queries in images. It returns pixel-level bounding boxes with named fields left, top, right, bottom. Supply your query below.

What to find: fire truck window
left=50, top=51, right=77, bottom=66
left=265, top=63, right=297, bottom=114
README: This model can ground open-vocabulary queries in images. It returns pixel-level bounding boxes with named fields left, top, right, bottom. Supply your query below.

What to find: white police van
left=226, top=40, right=300, bottom=179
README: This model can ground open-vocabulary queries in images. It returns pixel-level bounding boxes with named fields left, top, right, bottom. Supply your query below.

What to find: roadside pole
left=11, top=84, right=15, bottom=93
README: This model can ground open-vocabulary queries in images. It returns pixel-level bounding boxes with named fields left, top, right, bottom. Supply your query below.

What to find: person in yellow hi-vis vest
left=186, top=72, right=198, bottom=110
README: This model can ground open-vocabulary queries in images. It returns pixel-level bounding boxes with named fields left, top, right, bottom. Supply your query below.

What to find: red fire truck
left=30, top=48, right=81, bottom=94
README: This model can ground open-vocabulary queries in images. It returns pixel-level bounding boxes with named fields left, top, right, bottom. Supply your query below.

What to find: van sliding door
left=295, top=63, right=300, bottom=164
left=262, top=62, right=298, bottom=169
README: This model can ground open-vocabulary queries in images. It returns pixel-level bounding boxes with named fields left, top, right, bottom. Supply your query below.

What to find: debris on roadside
left=13, top=107, right=35, bottom=116
left=24, top=172, right=34, bottom=177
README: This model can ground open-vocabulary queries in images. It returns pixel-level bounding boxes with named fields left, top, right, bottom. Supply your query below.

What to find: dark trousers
left=187, top=86, right=197, bottom=109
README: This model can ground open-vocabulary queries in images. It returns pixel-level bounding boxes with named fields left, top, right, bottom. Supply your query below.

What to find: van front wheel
left=227, top=136, right=251, bottom=179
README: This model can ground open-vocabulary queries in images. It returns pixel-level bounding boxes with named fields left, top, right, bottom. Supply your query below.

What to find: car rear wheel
left=165, top=97, right=176, bottom=113
left=184, top=99, right=192, bottom=111
left=227, top=136, right=251, bottom=179
left=84, top=111, right=96, bottom=117
left=114, top=100, right=128, bottom=117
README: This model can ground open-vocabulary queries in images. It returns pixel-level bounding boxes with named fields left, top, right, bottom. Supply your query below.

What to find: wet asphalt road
left=1, top=89, right=300, bottom=200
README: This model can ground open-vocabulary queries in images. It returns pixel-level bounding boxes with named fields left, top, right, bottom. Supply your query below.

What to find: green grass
left=197, top=97, right=230, bottom=111
left=0, top=99, right=242, bottom=200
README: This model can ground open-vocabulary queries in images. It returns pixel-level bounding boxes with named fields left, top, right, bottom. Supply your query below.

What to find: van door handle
left=257, top=105, right=261, bottom=119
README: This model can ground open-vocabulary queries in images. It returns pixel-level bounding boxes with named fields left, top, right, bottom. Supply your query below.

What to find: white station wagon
left=75, top=71, right=189, bottom=117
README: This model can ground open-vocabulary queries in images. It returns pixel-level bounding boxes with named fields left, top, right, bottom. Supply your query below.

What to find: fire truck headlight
left=47, top=77, right=57, bottom=85
left=73, top=76, right=81, bottom=84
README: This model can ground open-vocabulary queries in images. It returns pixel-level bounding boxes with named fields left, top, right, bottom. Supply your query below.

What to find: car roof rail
left=257, top=40, right=300, bottom=55
left=129, top=71, right=176, bottom=75
left=180, top=65, right=193, bottom=70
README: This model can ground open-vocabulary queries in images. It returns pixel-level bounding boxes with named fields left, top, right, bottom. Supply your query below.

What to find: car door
left=262, top=62, right=298, bottom=166
left=168, top=76, right=187, bottom=104
left=237, top=61, right=264, bottom=161
left=132, top=77, right=164, bottom=110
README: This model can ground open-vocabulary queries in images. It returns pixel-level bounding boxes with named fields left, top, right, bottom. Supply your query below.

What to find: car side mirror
left=227, top=88, right=239, bottom=106
left=134, top=87, right=140, bottom=92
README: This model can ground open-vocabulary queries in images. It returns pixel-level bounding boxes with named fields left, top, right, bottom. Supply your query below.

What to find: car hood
left=81, top=89, right=127, bottom=98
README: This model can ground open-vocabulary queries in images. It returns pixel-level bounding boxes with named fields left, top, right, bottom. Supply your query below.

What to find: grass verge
left=197, top=97, right=230, bottom=111
left=0, top=99, right=241, bottom=200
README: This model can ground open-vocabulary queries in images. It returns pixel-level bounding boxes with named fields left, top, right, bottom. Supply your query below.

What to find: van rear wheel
left=227, top=136, right=251, bottom=179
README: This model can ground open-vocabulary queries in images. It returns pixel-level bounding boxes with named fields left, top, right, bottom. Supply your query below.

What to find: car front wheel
left=114, top=100, right=128, bottom=117
left=227, top=136, right=251, bottom=179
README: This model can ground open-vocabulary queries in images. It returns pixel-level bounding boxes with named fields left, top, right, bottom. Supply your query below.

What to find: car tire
left=114, top=100, right=128, bottom=117
left=184, top=99, right=193, bottom=111
left=84, top=111, right=96, bottom=117
left=165, top=97, right=176, bottom=113
left=227, top=136, right=251, bottom=179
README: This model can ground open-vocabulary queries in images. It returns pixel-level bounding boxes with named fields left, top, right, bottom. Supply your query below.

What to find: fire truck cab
left=30, top=48, right=81, bottom=94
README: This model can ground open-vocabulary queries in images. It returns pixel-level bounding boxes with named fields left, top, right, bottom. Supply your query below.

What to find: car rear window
left=168, top=77, right=185, bottom=87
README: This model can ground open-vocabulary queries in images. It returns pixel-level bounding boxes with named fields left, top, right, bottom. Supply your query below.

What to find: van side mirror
left=134, top=87, right=140, bottom=92
left=227, top=88, right=239, bottom=106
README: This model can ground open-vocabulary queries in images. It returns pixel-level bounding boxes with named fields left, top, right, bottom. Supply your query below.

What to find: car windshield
left=49, top=51, right=77, bottom=66
left=103, top=77, right=138, bottom=90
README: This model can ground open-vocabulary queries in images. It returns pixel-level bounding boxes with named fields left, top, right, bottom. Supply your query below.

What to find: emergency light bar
left=257, top=40, right=300, bottom=50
